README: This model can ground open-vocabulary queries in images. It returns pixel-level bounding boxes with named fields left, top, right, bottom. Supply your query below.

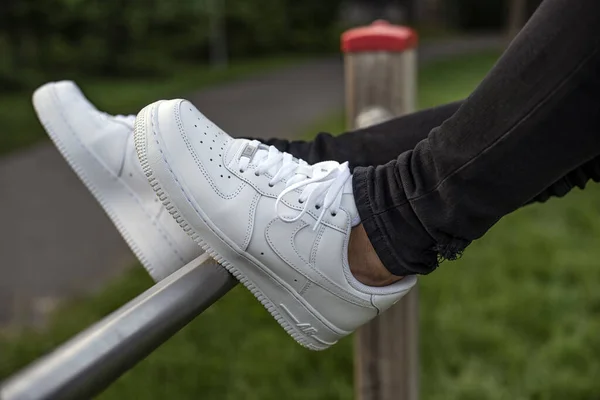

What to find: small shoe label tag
left=240, top=143, right=258, bottom=160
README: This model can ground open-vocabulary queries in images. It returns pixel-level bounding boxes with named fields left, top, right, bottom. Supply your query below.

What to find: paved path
left=0, top=35, right=505, bottom=327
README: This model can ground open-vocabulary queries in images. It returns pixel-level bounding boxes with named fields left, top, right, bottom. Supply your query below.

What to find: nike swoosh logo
left=265, top=217, right=371, bottom=307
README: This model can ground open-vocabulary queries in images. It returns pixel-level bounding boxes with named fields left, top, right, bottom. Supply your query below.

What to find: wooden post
left=342, top=20, right=419, bottom=400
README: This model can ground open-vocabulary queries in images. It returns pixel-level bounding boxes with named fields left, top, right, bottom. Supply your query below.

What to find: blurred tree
left=101, top=0, right=130, bottom=75
left=0, top=0, right=367, bottom=89
left=449, top=0, right=504, bottom=30
left=208, top=0, right=228, bottom=69
left=0, top=0, right=25, bottom=72
left=508, top=0, right=527, bottom=38
left=403, top=0, right=418, bottom=24
left=285, top=0, right=343, bottom=52
left=415, top=0, right=448, bottom=30
left=444, top=0, right=543, bottom=33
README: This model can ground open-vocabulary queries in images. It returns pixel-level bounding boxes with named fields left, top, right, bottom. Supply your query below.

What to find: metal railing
left=0, top=254, right=236, bottom=400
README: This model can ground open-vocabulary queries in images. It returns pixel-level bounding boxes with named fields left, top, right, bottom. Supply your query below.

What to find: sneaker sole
left=134, top=102, right=348, bottom=350
left=33, top=83, right=188, bottom=281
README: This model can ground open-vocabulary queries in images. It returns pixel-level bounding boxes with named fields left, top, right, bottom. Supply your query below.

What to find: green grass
left=0, top=57, right=302, bottom=156
left=5, top=51, right=600, bottom=399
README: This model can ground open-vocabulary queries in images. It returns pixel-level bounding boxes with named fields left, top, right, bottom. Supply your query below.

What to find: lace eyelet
left=331, top=212, right=337, bottom=217
left=239, top=169, right=245, bottom=173
left=268, top=183, right=274, bottom=187
left=298, top=199, right=304, bottom=204
left=255, top=171, right=260, bottom=177
left=315, top=204, right=321, bottom=210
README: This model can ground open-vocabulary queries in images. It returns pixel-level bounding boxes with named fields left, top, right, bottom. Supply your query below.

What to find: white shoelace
left=238, top=140, right=352, bottom=230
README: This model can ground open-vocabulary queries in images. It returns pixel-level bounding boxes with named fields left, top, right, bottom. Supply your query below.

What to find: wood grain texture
left=345, top=48, right=419, bottom=400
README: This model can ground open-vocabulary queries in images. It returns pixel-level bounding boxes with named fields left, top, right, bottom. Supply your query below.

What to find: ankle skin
left=348, top=224, right=403, bottom=287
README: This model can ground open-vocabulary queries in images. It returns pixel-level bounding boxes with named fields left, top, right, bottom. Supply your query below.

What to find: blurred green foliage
left=3, top=52, right=600, bottom=399
left=0, top=0, right=344, bottom=91
left=0, top=0, right=543, bottom=93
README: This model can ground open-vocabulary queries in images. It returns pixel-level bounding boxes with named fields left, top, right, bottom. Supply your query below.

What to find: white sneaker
left=134, top=99, right=416, bottom=350
left=32, top=82, right=201, bottom=281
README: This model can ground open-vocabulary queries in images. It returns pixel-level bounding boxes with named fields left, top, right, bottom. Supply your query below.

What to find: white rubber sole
left=32, top=83, right=188, bottom=281
left=134, top=102, right=348, bottom=350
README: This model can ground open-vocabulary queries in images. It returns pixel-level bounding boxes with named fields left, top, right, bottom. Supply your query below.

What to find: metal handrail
left=0, top=254, right=236, bottom=400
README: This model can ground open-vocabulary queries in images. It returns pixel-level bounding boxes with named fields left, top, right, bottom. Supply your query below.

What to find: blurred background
left=3, top=0, right=600, bottom=399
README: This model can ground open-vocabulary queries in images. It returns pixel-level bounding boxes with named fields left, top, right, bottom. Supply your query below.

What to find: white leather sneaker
left=32, top=82, right=201, bottom=281
left=134, top=99, right=416, bottom=350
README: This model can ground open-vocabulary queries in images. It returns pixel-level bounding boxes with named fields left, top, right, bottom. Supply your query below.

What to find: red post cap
left=341, top=20, right=418, bottom=53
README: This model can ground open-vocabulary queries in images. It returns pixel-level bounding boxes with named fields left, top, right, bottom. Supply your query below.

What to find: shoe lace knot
left=238, top=140, right=352, bottom=230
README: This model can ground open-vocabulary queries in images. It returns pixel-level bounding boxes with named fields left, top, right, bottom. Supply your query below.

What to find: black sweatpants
left=256, top=0, right=600, bottom=276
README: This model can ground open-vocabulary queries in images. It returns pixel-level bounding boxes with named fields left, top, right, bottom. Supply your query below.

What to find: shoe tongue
left=342, top=174, right=360, bottom=227
left=225, top=138, right=249, bottom=165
